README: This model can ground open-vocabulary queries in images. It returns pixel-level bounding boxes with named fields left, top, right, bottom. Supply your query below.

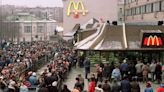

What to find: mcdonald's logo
left=67, top=1, right=88, bottom=18
left=143, top=35, right=163, bottom=46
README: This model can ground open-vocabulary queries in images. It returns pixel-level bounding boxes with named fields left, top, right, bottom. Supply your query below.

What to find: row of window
left=126, top=1, right=164, bottom=16
left=125, top=0, right=137, bottom=4
left=24, top=26, right=45, bottom=33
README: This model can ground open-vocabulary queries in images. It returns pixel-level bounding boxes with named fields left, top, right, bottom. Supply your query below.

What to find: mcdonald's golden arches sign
left=141, top=33, right=164, bottom=48
left=67, top=1, right=88, bottom=18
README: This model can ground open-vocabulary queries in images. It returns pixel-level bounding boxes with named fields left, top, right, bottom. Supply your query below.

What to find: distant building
left=25, top=7, right=63, bottom=23
left=6, top=13, right=57, bottom=42
left=1, top=6, right=64, bottom=23
left=124, top=0, right=164, bottom=23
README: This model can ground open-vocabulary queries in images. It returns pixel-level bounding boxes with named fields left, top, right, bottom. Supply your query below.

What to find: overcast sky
left=2, top=0, right=63, bottom=7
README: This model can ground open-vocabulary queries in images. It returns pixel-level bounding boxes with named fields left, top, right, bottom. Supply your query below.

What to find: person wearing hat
left=8, top=80, right=17, bottom=92
left=29, top=72, right=37, bottom=85
left=156, top=82, right=164, bottom=92
left=120, top=59, right=129, bottom=77
left=49, top=81, right=58, bottom=92
left=144, top=82, right=153, bottom=92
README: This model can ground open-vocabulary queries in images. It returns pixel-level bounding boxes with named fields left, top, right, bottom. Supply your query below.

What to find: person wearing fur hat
left=144, top=82, right=153, bottom=92
left=8, top=80, right=16, bottom=92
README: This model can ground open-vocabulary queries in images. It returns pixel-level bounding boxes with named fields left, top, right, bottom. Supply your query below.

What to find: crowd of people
left=0, top=41, right=77, bottom=92
left=71, top=57, right=164, bottom=92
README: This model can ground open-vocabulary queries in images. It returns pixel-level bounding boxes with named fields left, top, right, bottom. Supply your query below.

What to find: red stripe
left=144, top=37, right=148, bottom=45
left=158, top=37, right=162, bottom=45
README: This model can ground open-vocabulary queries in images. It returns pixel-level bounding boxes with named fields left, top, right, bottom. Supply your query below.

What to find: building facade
left=17, top=21, right=56, bottom=42
left=124, top=0, right=164, bottom=23
left=6, top=13, right=57, bottom=42
left=63, top=0, right=118, bottom=34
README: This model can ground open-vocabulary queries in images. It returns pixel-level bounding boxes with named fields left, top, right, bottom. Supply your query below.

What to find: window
left=146, top=4, right=152, bottom=13
left=24, top=26, right=32, bottom=33
left=162, top=1, right=164, bottom=11
left=119, top=18, right=122, bottom=21
left=37, top=26, right=44, bottom=33
left=136, top=7, right=140, bottom=14
left=127, top=9, right=132, bottom=16
left=132, top=8, right=136, bottom=15
left=141, top=5, right=146, bottom=13
left=120, top=8, right=123, bottom=13
left=153, top=2, right=160, bottom=12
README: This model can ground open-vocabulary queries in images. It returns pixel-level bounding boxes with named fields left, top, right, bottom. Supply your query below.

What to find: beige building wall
left=125, top=0, right=164, bottom=22
left=118, top=0, right=125, bottom=23
left=63, top=0, right=118, bottom=33
left=16, top=21, right=56, bottom=42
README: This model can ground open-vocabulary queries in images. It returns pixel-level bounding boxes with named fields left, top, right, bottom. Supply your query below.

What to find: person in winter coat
left=8, top=81, right=17, bottom=92
left=88, top=78, right=96, bottom=92
left=155, top=62, right=162, bottom=84
left=130, top=78, right=140, bottom=92
left=111, top=79, right=121, bottom=92
left=49, top=81, right=58, bottom=92
left=103, top=63, right=110, bottom=79
left=94, top=84, right=103, bottom=92
left=29, top=72, right=37, bottom=85
left=77, top=74, right=84, bottom=91
left=83, top=57, right=90, bottom=79
left=144, top=82, right=153, bottom=92
left=38, top=84, right=49, bottom=92
left=120, top=59, right=129, bottom=77
left=19, top=83, right=29, bottom=92
left=74, top=77, right=83, bottom=91
left=149, top=61, right=156, bottom=82
left=121, top=76, right=131, bottom=92
left=156, top=82, right=164, bottom=92
left=142, top=63, right=149, bottom=82
left=111, top=66, right=121, bottom=81
left=102, top=80, right=111, bottom=92
left=61, top=84, right=71, bottom=92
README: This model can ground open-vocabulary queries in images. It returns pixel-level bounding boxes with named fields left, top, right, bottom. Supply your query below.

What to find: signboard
left=67, top=1, right=88, bottom=18
left=141, top=33, right=164, bottom=48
